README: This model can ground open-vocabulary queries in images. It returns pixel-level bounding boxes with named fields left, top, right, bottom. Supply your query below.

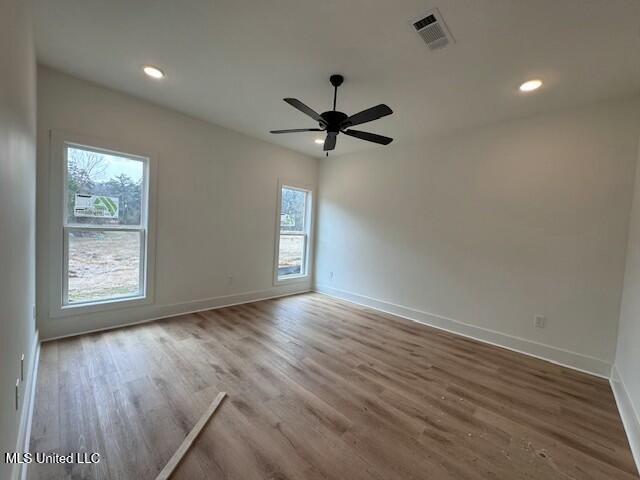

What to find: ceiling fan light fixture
left=314, top=138, right=324, bottom=144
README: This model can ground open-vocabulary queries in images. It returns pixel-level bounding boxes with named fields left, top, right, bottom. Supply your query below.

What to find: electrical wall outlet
left=534, top=315, right=546, bottom=328
left=227, top=275, right=233, bottom=286
left=329, top=271, right=334, bottom=281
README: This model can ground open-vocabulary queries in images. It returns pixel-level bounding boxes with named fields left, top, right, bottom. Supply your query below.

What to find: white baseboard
left=42, top=284, right=311, bottom=342
left=314, top=284, right=611, bottom=378
left=12, top=331, right=40, bottom=480
left=611, top=365, right=640, bottom=475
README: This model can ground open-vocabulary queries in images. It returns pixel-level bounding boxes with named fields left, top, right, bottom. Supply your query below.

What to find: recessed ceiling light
left=143, top=65, right=165, bottom=79
left=314, top=138, right=324, bottom=144
left=519, top=79, right=542, bottom=92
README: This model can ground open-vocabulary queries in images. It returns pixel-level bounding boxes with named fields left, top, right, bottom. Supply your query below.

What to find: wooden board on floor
left=156, top=391, right=226, bottom=480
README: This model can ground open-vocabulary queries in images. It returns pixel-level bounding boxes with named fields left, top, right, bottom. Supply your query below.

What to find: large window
left=275, top=184, right=312, bottom=282
left=61, top=143, right=150, bottom=307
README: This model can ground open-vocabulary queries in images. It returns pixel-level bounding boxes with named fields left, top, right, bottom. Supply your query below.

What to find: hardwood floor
left=29, top=293, right=638, bottom=479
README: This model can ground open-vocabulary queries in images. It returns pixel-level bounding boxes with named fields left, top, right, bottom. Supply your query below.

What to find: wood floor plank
left=29, top=293, right=639, bottom=479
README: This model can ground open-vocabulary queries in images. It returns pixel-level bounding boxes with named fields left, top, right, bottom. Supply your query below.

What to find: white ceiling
left=34, top=0, right=640, bottom=158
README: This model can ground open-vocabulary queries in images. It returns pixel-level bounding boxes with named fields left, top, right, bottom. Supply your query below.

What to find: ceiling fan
left=270, top=74, right=393, bottom=155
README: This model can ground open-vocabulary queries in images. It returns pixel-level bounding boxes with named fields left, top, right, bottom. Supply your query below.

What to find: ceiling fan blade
left=270, top=128, right=324, bottom=134
left=341, top=104, right=393, bottom=128
left=343, top=129, right=393, bottom=145
left=324, top=133, right=337, bottom=151
left=284, top=98, right=327, bottom=125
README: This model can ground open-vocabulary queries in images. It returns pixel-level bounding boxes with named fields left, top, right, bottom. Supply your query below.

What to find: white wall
left=37, top=66, right=317, bottom=339
left=613, top=134, right=640, bottom=467
left=315, top=98, right=640, bottom=375
left=0, top=0, right=38, bottom=478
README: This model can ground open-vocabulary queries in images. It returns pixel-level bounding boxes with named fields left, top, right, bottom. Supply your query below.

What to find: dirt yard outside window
left=68, top=231, right=303, bottom=303
left=278, top=234, right=304, bottom=276
left=67, top=230, right=141, bottom=303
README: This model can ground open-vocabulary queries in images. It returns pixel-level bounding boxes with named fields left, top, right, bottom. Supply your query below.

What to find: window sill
left=274, top=273, right=310, bottom=286
left=51, top=294, right=152, bottom=318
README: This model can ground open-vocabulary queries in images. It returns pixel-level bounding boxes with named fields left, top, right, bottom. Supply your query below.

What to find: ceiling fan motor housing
left=321, top=110, right=348, bottom=133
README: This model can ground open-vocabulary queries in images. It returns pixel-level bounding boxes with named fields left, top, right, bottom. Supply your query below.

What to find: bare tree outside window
left=66, top=147, right=143, bottom=226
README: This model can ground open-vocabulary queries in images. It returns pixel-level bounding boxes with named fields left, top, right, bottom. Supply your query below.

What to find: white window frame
left=48, top=131, right=157, bottom=317
left=273, top=180, right=313, bottom=285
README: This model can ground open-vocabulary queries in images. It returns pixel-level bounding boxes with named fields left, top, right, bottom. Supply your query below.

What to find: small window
left=275, top=184, right=312, bottom=281
left=62, top=144, right=149, bottom=306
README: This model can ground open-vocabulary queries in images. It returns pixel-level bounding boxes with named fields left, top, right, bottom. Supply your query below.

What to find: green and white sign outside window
left=74, top=194, right=119, bottom=219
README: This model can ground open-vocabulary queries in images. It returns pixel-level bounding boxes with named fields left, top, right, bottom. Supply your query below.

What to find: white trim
left=610, top=365, right=640, bottom=475
left=12, top=332, right=40, bottom=480
left=273, top=179, right=314, bottom=286
left=48, top=130, right=158, bottom=318
left=314, top=284, right=612, bottom=378
left=42, top=285, right=311, bottom=342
